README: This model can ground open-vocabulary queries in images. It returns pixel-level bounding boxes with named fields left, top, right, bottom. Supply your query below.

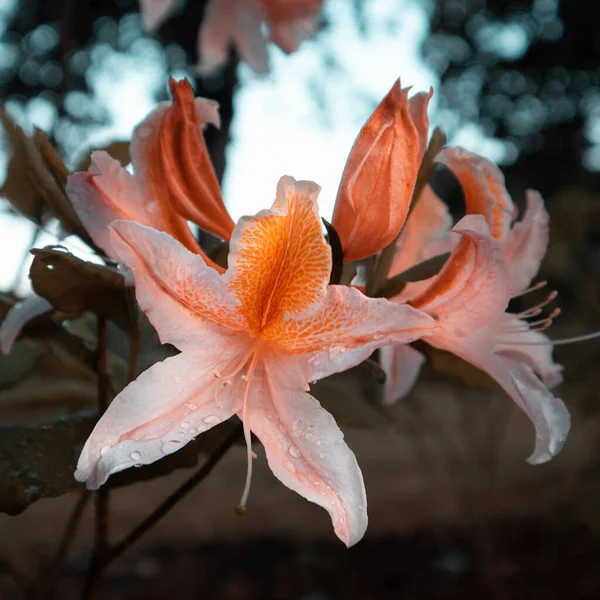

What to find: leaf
left=29, top=248, right=135, bottom=330
left=74, top=140, right=131, bottom=172
left=0, top=106, right=94, bottom=246
left=377, top=252, right=450, bottom=298
left=0, top=413, right=240, bottom=515
left=322, top=218, right=344, bottom=285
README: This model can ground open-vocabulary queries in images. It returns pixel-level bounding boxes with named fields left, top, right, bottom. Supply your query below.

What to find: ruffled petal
left=246, top=355, right=367, bottom=546
left=130, top=89, right=221, bottom=259
left=109, top=221, right=247, bottom=350
left=410, top=215, right=510, bottom=336
left=332, top=80, right=431, bottom=262
left=160, top=79, right=234, bottom=241
left=436, top=147, right=514, bottom=242
left=0, top=295, right=53, bottom=355
left=225, top=176, right=331, bottom=334
left=75, top=349, right=248, bottom=489
left=504, top=190, right=549, bottom=294
left=380, top=344, right=425, bottom=405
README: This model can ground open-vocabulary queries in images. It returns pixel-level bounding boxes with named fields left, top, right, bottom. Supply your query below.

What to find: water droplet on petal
left=161, top=440, right=182, bottom=455
left=100, top=445, right=110, bottom=456
left=203, top=415, right=221, bottom=425
left=288, top=445, right=301, bottom=458
left=284, top=460, right=296, bottom=473
left=180, top=421, right=190, bottom=429
left=130, top=451, right=141, bottom=461
left=305, top=433, right=314, bottom=441
left=184, top=403, right=197, bottom=411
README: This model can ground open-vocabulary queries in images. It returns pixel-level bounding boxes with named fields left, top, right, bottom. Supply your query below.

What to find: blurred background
left=1, top=0, right=600, bottom=598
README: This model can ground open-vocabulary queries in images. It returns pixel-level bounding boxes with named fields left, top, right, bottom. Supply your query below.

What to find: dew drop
left=316, top=440, right=324, bottom=447
left=305, top=433, right=314, bottom=441
left=178, top=432, right=185, bottom=438
left=180, top=421, right=190, bottom=429
left=284, top=460, right=296, bottom=473
left=292, top=419, right=303, bottom=431
left=161, top=440, right=182, bottom=455
left=203, top=415, right=221, bottom=425
left=288, top=445, right=301, bottom=458
left=100, top=445, right=110, bottom=456
left=173, top=375, right=181, bottom=383
left=130, top=451, right=141, bottom=461
left=184, top=403, right=197, bottom=411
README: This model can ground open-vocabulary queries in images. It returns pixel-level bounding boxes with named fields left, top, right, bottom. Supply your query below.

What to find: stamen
left=511, top=280, right=547, bottom=299
left=237, top=352, right=261, bottom=514
left=513, top=290, right=558, bottom=319
left=529, top=308, right=561, bottom=331
left=505, top=330, right=600, bottom=346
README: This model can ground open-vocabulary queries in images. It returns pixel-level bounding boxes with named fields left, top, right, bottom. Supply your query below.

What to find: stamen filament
left=511, top=280, right=547, bottom=299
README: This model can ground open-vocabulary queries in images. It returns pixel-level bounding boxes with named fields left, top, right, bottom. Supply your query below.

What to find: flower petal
left=504, top=359, right=570, bottom=464
left=424, top=325, right=569, bottom=464
left=0, top=295, right=53, bottom=355
left=380, top=344, right=425, bottom=405
left=504, top=190, right=549, bottom=294
left=160, top=79, right=234, bottom=241
left=436, top=147, right=514, bottom=242
left=197, top=0, right=235, bottom=74
left=225, top=176, right=331, bottom=334
left=109, top=221, right=247, bottom=350
left=232, top=3, right=270, bottom=74
left=246, top=356, right=367, bottom=546
left=140, top=0, right=180, bottom=31
left=66, top=152, right=159, bottom=258
left=390, top=184, right=453, bottom=277
left=269, top=19, right=314, bottom=54
left=332, top=80, right=431, bottom=262
left=130, top=87, right=226, bottom=261
left=494, top=317, right=563, bottom=388
left=264, top=285, right=436, bottom=381
left=410, top=215, right=510, bottom=336
left=75, top=349, right=247, bottom=489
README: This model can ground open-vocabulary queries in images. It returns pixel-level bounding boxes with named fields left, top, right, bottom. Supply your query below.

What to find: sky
left=0, top=0, right=507, bottom=293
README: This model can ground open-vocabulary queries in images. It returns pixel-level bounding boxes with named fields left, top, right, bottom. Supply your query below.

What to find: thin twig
left=81, top=317, right=109, bottom=600
left=33, top=489, right=91, bottom=600
left=100, top=424, right=244, bottom=571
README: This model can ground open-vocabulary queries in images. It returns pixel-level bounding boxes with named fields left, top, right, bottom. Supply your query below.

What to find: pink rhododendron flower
left=139, top=0, right=322, bottom=74
left=75, top=176, right=437, bottom=546
left=332, top=80, right=432, bottom=262
left=381, top=149, right=570, bottom=465
left=66, top=78, right=232, bottom=273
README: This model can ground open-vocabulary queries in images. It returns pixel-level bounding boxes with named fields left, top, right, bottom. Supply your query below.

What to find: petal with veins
left=109, top=221, right=247, bottom=350
left=75, top=349, right=248, bottom=489
left=436, top=147, right=514, bottom=241
left=0, top=295, right=53, bottom=355
left=380, top=344, right=425, bottom=405
left=225, top=176, right=331, bottom=333
left=332, top=81, right=431, bottom=262
left=246, top=356, right=367, bottom=547
left=504, top=190, right=549, bottom=294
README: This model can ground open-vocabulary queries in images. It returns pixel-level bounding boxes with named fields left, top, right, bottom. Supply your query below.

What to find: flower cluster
left=2, top=77, right=570, bottom=547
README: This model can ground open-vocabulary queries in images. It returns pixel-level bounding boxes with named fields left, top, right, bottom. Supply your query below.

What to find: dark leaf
left=74, top=140, right=131, bottom=173
left=29, top=248, right=134, bottom=330
left=322, top=218, right=344, bottom=285
left=377, top=252, right=450, bottom=298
